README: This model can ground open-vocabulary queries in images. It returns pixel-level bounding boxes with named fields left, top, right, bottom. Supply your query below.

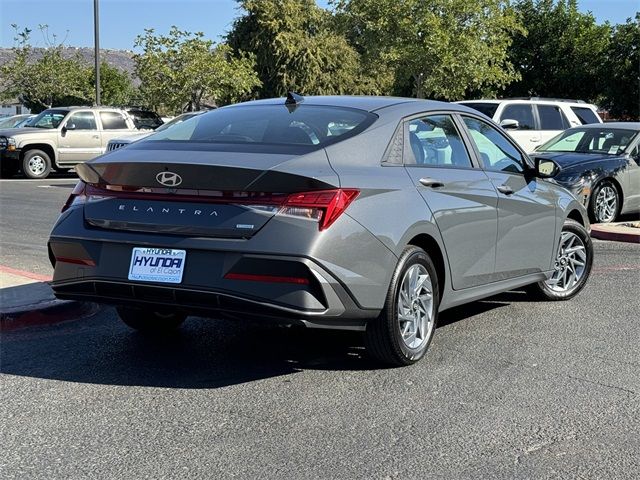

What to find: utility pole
left=93, top=0, right=100, bottom=105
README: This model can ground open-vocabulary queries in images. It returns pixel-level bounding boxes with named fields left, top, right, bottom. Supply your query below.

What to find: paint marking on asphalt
left=0, top=265, right=52, bottom=282
left=0, top=178, right=76, bottom=184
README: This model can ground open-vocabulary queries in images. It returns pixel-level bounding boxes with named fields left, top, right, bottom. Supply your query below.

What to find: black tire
left=116, top=306, right=186, bottom=332
left=589, top=180, right=620, bottom=224
left=22, top=149, right=52, bottom=179
left=526, top=219, right=593, bottom=301
left=365, top=246, right=440, bottom=367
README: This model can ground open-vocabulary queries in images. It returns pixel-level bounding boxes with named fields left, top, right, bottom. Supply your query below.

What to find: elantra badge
left=156, top=171, right=182, bottom=187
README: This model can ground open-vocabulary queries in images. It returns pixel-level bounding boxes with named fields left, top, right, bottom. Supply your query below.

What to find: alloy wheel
left=595, top=185, right=617, bottom=223
left=397, top=264, right=434, bottom=349
left=27, top=155, right=46, bottom=176
left=545, top=231, right=587, bottom=293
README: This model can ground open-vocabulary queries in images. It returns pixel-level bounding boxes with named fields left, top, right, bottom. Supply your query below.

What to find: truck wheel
left=22, top=149, right=52, bottom=179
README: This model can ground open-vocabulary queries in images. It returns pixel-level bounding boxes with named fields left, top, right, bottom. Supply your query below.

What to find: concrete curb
left=591, top=224, right=640, bottom=244
left=0, top=299, right=100, bottom=332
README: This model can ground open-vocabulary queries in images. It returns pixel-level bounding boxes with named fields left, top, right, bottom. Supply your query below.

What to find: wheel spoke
left=397, top=263, right=434, bottom=350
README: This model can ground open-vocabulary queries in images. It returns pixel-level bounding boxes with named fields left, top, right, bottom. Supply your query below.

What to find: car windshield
left=142, top=104, right=376, bottom=151
left=25, top=110, right=68, bottom=129
left=538, top=128, right=638, bottom=155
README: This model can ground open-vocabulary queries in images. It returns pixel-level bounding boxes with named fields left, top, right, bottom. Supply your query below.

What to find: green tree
left=505, top=0, right=611, bottom=102
left=133, top=26, right=261, bottom=113
left=601, top=14, right=639, bottom=119
left=0, top=25, right=91, bottom=112
left=334, top=0, right=523, bottom=100
left=227, top=0, right=385, bottom=98
left=89, top=62, right=137, bottom=107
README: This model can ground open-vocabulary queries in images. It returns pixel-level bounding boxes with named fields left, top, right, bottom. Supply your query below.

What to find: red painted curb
left=0, top=301, right=100, bottom=332
left=0, top=264, right=52, bottom=282
left=590, top=227, right=640, bottom=244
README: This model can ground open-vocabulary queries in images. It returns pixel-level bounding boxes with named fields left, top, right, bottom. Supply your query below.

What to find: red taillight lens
left=61, top=181, right=87, bottom=212
left=281, top=189, right=359, bottom=230
left=61, top=182, right=358, bottom=231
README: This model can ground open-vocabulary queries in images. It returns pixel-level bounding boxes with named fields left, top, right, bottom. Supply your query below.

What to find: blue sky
left=0, top=0, right=637, bottom=50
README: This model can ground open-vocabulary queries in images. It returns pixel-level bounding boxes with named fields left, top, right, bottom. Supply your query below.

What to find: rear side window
left=500, top=104, right=535, bottom=130
left=571, top=107, right=600, bottom=125
left=145, top=105, right=376, bottom=151
left=406, top=115, right=472, bottom=167
left=459, top=102, right=499, bottom=119
left=537, top=105, right=570, bottom=130
left=100, top=111, right=128, bottom=130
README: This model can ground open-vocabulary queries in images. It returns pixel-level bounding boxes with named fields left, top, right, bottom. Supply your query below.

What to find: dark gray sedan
left=48, top=95, right=593, bottom=366
left=533, top=122, right=640, bottom=223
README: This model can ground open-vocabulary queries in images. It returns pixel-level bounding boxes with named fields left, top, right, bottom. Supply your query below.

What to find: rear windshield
left=571, top=107, right=600, bottom=125
left=130, top=111, right=164, bottom=130
left=142, top=104, right=376, bottom=151
left=459, top=102, right=499, bottom=119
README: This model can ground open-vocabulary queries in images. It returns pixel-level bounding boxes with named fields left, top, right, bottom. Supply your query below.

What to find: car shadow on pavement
left=1, top=292, right=521, bottom=389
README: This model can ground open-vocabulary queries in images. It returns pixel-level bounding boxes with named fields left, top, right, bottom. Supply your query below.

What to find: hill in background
left=0, top=46, right=135, bottom=76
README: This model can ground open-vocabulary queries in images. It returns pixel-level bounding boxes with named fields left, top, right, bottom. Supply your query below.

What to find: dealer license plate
left=128, top=247, right=186, bottom=284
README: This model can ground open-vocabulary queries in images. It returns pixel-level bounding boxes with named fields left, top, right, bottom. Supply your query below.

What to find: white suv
left=457, top=98, right=602, bottom=152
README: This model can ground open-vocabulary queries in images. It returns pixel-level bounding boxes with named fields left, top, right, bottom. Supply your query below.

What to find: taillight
left=61, top=182, right=358, bottom=231
left=281, top=189, right=359, bottom=231
left=61, top=181, right=87, bottom=212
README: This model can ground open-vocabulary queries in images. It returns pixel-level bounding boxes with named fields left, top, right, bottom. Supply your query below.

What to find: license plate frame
left=128, top=247, right=186, bottom=284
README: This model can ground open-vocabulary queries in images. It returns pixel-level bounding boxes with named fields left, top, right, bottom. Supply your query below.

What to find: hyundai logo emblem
left=156, top=171, right=183, bottom=187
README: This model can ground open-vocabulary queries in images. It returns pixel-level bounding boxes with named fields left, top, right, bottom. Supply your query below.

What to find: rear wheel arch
left=407, top=233, right=446, bottom=298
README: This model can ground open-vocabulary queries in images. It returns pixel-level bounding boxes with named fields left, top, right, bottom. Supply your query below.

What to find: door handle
left=92, top=135, right=100, bottom=139
left=497, top=185, right=514, bottom=195
left=419, top=177, right=444, bottom=188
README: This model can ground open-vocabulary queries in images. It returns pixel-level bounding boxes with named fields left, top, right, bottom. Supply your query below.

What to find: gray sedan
left=48, top=95, right=593, bottom=366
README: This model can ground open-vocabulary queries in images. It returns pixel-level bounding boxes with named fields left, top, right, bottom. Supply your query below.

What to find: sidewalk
left=0, top=265, right=98, bottom=331
left=591, top=222, right=640, bottom=243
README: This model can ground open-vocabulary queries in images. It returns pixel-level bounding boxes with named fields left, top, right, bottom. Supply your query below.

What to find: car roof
left=226, top=95, right=481, bottom=115
left=228, top=95, right=425, bottom=112
left=456, top=99, right=597, bottom=108
left=577, top=122, right=640, bottom=130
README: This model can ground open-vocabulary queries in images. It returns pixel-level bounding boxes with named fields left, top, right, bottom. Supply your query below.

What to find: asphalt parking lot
left=1, top=178, right=639, bottom=479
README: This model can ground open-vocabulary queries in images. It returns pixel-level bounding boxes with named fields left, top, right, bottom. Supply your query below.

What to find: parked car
left=125, top=108, right=164, bottom=130
left=0, top=114, right=34, bottom=129
left=107, top=111, right=207, bottom=151
left=48, top=95, right=593, bottom=367
left=532, top=122, right=640, bottom=223
left=457, top=98, right=602, bottom=153
left=13, top=114, right=37, bottom=128
left=0, top=106, right=139, bottom=178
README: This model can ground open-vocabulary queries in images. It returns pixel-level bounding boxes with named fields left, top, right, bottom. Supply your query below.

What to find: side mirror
left=500, top=119, right=519, bottom=130
left=65, top=123, right=76, bottom=131
left=534, top=157, right=560, bottom=178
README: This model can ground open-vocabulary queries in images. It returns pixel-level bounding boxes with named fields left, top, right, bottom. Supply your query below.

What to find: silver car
left=48, top=95, right=593, bottom=366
